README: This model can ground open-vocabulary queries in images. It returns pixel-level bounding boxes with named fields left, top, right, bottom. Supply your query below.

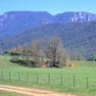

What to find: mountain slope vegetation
left=1, top=21, right=96, bottom=59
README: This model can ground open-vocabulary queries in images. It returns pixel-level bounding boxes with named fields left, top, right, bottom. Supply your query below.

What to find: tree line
left=8, top=36, right=69, bottom=68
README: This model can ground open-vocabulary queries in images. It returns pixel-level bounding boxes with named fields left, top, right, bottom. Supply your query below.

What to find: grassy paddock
left=0, top=56, right=96, bottom=96
left=0, top=91, right=25, bottom=96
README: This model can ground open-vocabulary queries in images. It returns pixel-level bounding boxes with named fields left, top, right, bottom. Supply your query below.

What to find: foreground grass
left=0, top=91, right=24, bottom=96
left=0, top=55, right=96, bottom=96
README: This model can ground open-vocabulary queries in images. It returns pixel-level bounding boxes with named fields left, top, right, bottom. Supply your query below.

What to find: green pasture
left=0, top=55, right=96, bottom=96
left=0, top=91, right=25, bottom=96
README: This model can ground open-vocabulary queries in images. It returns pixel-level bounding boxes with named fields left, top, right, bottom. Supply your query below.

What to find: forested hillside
left=1, top=21, right=96, bottom=59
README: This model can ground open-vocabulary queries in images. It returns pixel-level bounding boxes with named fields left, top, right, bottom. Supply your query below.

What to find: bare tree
left=46, top=36, right=67, bottom=67
left=30, top=40, right=42, bottom=67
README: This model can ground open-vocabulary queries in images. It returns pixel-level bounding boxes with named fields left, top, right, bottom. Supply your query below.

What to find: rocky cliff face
left=71, top=12, right=96, bottom=22
left=0, top=11, right=96, bottom=29
left=55, top=12, right=96, bottom=23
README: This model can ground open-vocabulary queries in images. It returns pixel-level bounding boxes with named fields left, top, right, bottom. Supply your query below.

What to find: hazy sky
left=0, top=0, right=96, bottom=15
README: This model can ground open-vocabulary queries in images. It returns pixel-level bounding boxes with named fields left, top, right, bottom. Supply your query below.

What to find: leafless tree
left=30, top=40, right=43, bottom=67
left=46, top=36, right=67, bottom=67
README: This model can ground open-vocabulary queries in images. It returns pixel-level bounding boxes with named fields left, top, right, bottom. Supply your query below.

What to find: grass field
left=0, top=55, right=96, bottom=96
left=0, top=91, right=24, bottom=96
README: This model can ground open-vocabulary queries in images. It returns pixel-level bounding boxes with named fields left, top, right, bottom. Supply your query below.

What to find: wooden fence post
left=36, top=73, right=39, bottom=84
left=48, top=73, right=50, bottom=84
left=8, top=72, right=11, bottom=80
left=1, top=71, right=3, bottom=80
left=87, top=77, right=89, bottom=88
left=18, top=72, right=21, bottom=81
left=61, top=73, right=63, bottom=85
left=73, top=75, right=76, bottom=87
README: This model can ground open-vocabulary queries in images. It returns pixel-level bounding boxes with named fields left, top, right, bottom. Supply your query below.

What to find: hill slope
left=1, top=11, right=96, bottom=58
left=1, top=22, right=96, bottom=59
left=0, top=11, right=96, bottom=40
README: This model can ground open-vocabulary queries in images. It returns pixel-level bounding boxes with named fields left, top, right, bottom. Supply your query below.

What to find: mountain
left=1, top=22, right=96, bottom=59
left=0, top=11, right=54, bottom=40
left=0, top=11, right=96, bottom=59
left=55, top=12, right=96, bottom=23
left=0, top=11, right=96, bottom=40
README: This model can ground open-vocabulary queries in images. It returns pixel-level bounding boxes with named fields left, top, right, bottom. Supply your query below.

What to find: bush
left=10, top=56, right=36, bottom=67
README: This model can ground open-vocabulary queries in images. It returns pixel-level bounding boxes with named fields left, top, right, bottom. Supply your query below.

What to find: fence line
left=0, top=71, right=95, bottom=89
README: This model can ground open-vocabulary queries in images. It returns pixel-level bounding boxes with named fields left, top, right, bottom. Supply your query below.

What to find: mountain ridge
left=1, top=22, right=96, bottom=59
left=0, top=11, right=96, bottom=59
left=0, top=11, right=96, bottom=39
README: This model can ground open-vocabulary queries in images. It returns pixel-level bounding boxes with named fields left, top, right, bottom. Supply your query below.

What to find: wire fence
left=0, top=71, right=96, bottom=89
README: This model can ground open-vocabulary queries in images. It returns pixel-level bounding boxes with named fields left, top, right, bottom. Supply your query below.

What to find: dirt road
left=0, top=85, right=77, bottom=96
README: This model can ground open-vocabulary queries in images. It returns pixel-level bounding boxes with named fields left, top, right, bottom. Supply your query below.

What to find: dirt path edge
left=0, top=84, right=77, bottom=96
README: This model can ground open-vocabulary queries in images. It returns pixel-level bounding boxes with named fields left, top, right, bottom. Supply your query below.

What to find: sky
left=0, top=0, right=96, bottom=15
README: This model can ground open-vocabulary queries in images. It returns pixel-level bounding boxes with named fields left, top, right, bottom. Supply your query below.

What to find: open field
left=0, top=91, right=24, bottom=96
left=0, top=56, right=96, bottom=96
